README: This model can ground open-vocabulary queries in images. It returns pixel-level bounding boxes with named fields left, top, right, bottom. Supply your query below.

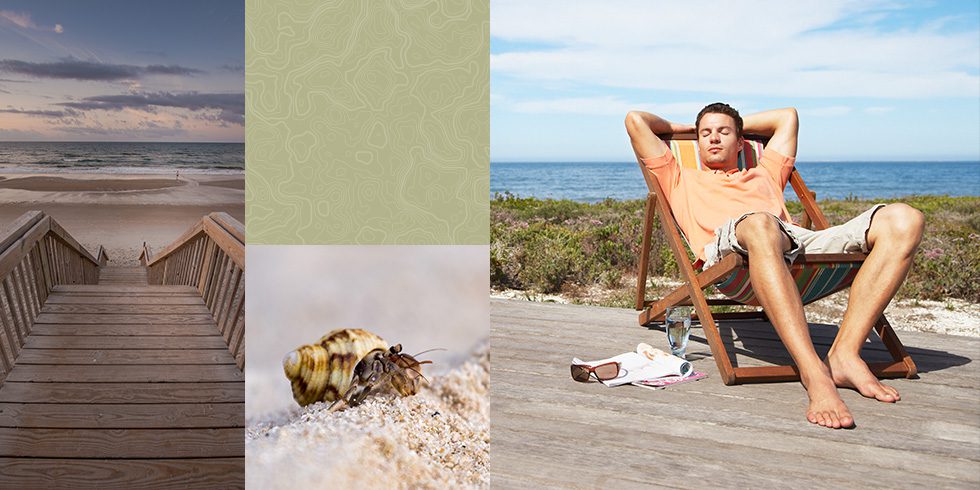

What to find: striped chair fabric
left=666, top=139, right=860, bottom=306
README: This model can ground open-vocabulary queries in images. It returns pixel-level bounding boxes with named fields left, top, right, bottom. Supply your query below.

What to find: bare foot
left=801, top=370, right=854, bottom=429
left=826, top=353, right=901, bottom=403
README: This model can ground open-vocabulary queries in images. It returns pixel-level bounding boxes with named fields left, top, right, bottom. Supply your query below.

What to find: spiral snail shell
left=282, top=328, right=430, bottom=410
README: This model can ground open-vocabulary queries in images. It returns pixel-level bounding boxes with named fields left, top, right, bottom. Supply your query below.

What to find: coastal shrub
left=491, top=194, right=980, bottom=305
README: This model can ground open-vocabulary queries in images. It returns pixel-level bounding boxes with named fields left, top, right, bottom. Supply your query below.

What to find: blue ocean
left=491, top=161, right=980, bottom=202
left=0, top=142, right=244, bottom=174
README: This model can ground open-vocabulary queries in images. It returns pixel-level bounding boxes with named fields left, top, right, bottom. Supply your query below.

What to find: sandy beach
left=0, top=172, right=244, bottom=265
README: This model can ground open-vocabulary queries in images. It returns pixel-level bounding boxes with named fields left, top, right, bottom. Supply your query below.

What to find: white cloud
left=490, top=0, right=980, bottom=98
left=0, top=10, right=64, bottom=33
left=508, top=95, right=710, bottom=117
left=864, top=106, right=895, bottom=114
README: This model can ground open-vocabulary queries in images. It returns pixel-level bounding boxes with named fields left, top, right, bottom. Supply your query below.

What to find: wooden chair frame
left=635, top=134, right=916, bottom=385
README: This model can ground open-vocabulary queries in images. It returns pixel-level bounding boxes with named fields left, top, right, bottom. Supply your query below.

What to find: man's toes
left=828, top=412, right=841, bottom=429
left=885, top=385, right=901, bottom=401
left=839, top=412, right=854, bottom=428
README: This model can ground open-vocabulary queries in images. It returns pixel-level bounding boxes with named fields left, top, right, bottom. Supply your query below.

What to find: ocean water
left=491, top=161, right=980, bottom=202
left=0, top=142, right=244, bottom=174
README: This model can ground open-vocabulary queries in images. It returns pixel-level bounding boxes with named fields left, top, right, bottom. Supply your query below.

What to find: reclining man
left=625, top=103, right=924, bottom=429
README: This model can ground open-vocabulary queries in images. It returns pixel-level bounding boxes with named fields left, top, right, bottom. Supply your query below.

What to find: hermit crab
left=282, top=328, right=432, bottom=411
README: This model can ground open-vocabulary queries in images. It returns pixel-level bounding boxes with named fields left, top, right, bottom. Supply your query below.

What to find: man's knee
left=735, top=213, right=787, bottom=251
left=872, top=204, right=925, bottom=244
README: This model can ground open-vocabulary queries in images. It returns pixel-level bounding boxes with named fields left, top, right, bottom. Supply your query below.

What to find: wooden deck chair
left=634, top=134, right=917, bottom=385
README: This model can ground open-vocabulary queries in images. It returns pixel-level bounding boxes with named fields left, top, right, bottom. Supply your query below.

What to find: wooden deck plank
left=0, top=403, right=244, bottom=428
left=51, top=285, right=198, bottom=294
left=4, top=364, right=243, bottom=383
left=0, top=382, right=244, bottom=404
left=15, top=349, right=236, bottom=365
left=43, top=294, right=206, bottom=305
left=0, top=428, right=243, bottom=458
left=24, top=335, right=229, bottom=350
left=34, top=313, right=217, bottom=325
left=490, top=298, right=980, bottom=488
left=40, top=304, right=211, bottom=314
left=0, top=458, right=244, bottom=490
left=30, top=324, right=221, bottom=336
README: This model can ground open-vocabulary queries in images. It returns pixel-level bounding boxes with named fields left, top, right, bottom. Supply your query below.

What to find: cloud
left=0, top=107, right=79, bottom=118
left=0, top=58, right=204, bottom=81
left=509, top=95, right=709, bottom=117
left=490, top=0, right=980, bottom=99
left=60, top=91, right=245, bottom=125
left=219, top=64, right=244, bottom=72
left=144, top=64, right=204, bottom=76
left=0, top=10, right=63, bottom=34
left=0, top=127, right=45, bottom=140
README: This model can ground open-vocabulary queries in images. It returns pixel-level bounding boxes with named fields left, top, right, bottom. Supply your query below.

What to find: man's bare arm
left=742, top=108, right=799, bottom=158
left=625, top=111, right=696, bottom=161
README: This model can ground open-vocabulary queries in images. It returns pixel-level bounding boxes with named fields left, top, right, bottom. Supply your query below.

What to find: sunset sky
left=491, top=1, right=980, bottom=161
left=0, top=0, right=243, bottom=142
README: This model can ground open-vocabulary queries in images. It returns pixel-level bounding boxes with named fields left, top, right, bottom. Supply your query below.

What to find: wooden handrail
left=0, top=211, right=102, bottom=383
left=143, top=212, right=245, bottom=370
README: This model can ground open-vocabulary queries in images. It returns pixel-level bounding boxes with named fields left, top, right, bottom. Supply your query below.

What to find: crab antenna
left=412, top=347, right=447, bottom=357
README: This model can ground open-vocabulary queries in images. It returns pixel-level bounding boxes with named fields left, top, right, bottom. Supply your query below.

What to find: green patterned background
left=245, top=0, right=489, bottom=244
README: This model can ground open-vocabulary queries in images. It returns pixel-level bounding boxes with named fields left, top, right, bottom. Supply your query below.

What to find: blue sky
left=491, top=0, right=980, bottom=162
left=0, top=0, right=243, bottom=142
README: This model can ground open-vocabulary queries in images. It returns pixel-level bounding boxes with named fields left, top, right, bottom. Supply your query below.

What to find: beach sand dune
left=0, top=172, right=244, bottom=265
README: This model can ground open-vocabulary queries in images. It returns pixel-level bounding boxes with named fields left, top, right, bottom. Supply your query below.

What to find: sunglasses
left=570, top=361, right=621, bottom=382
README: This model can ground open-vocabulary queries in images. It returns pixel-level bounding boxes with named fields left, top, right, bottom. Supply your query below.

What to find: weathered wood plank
left=51, top=285, right=198, bottom=294
left=490, top=298, right=980, bottom=488
left=0, top=403, right=244, bottom=428
left=0, top=457, right=244, bottom=490
left=40, top=304, right=211, bottom=314
left=34, top=313, right=217, bottom=325
left=24, top=335, right=229, bottom=350
left=0, top=427, right=243, bottom=458
left=43, top=294, right=205, bottom=305
left=4, top=364, right=243, bottom=382
left=15, top=349, right=236, bottom=365
left=30, top=324, right=220, bottom=336
left=0, top=382, right=244, bottom=404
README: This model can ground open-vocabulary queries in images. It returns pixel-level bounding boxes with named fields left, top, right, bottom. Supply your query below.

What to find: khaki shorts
left=703, top=204, right=885, bottom=269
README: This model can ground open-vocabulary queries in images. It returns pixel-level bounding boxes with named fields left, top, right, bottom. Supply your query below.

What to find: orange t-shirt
left=640, top=147, right=795, bottom=260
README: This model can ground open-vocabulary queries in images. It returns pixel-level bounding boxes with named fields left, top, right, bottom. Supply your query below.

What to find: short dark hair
left=696, top=102, right=743, bottom=139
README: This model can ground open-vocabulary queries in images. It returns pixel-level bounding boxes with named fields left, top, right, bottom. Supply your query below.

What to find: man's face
left=697, top=112, right=742, bottom=170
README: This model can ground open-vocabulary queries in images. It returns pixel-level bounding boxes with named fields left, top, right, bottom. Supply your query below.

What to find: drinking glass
left=665, top=306, right=692, bottom=359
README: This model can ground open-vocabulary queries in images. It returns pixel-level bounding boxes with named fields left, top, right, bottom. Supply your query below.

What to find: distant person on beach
left=625, top=103, right=925, bottom=429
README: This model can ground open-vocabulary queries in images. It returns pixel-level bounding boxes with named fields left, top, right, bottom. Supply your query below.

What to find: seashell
left=282, top=328, right=389, bottom=407
left=283, top=328, right=433, bottom=410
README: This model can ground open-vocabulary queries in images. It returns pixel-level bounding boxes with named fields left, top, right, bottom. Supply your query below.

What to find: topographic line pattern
left=245, top=0, right=489, bottom=244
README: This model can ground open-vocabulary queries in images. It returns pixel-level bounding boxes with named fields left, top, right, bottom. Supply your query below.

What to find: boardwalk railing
left=141, top=212, right=245, bottom=370
left=0, top=211, right=103, bottom=382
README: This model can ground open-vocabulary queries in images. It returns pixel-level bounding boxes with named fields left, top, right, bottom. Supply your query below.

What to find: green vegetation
left=491, top=193, right=980, bottom=306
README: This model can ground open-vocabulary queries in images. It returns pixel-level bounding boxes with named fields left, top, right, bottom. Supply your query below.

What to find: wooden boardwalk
left=491, top=298, right=980, bottom=489
left=0, top=267, right=244, bottom=488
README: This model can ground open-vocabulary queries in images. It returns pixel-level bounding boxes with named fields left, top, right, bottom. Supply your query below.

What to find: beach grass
left=491, top=193, right=980, bottom=306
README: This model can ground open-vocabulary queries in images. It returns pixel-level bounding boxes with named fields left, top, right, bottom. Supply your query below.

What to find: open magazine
left=573, top=343, right=706, bottom=388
